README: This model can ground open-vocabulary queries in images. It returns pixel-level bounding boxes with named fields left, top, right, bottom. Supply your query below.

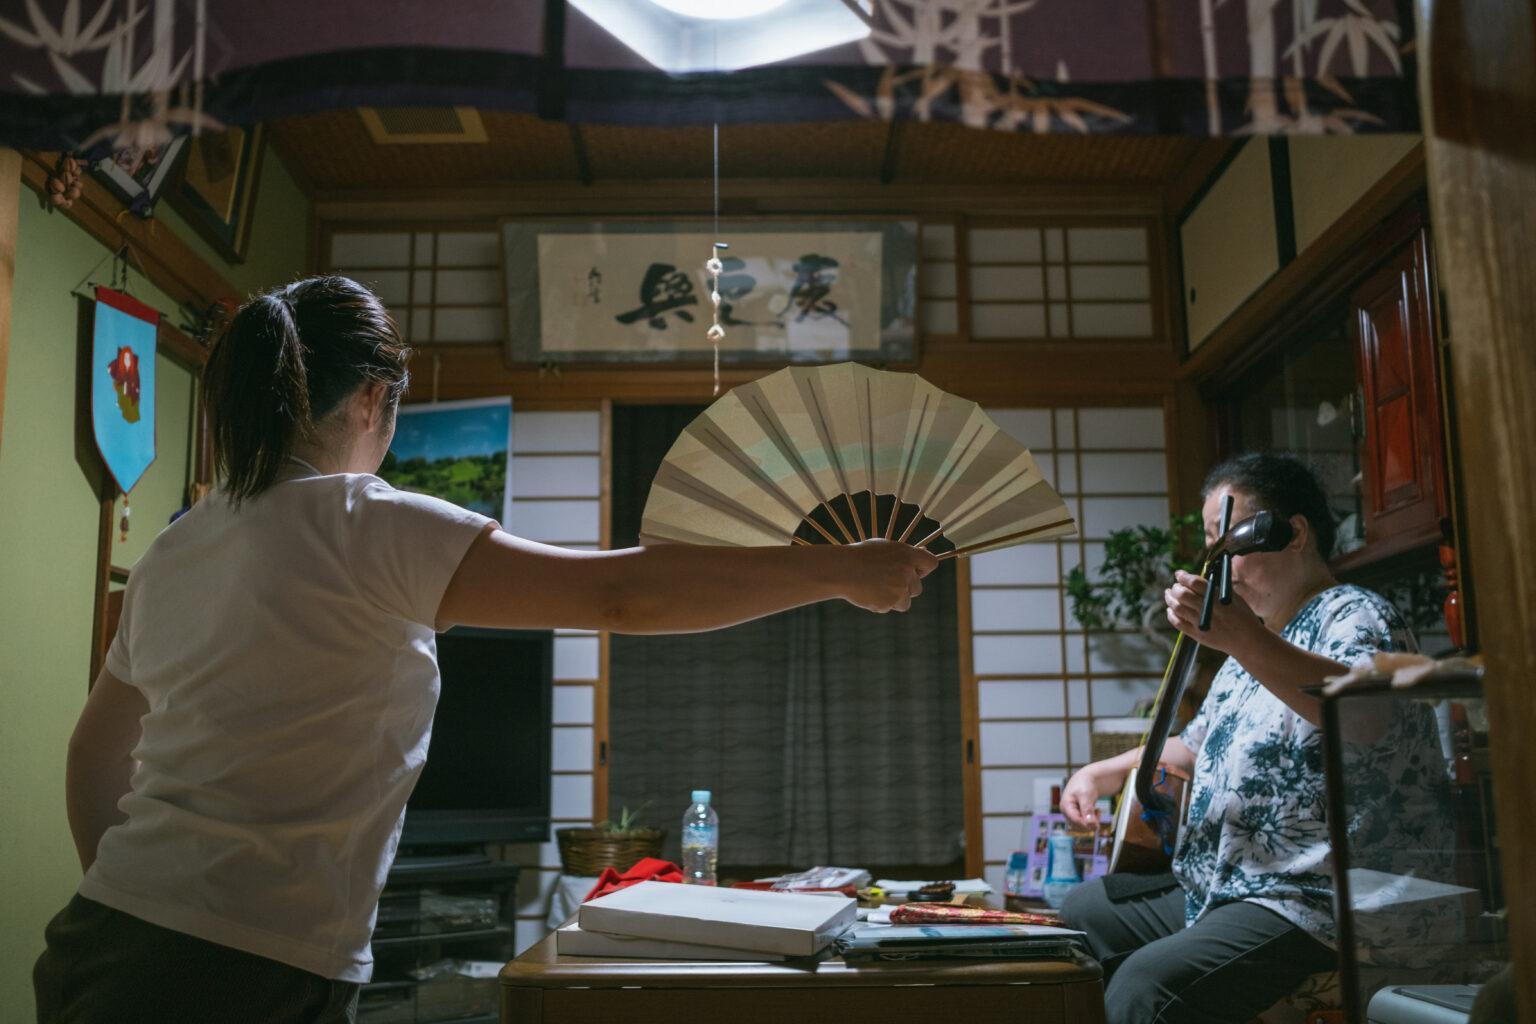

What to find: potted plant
left=1065, top=512, right=1203, bottom=654
left=555, top=804, right=665, bottom=876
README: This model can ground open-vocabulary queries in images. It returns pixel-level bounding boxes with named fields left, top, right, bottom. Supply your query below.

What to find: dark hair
left=202, top=276, right=410, bottom=503
left=1201, top=452, right=1337, bottom=559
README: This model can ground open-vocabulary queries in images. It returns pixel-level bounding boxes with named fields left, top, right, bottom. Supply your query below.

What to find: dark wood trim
left=313, top=178, right=1166, bottom=223
left=405, top=338, right=1176, bottom=407
left=1162, top=139, right=1243, bottom=219
left=1163, top=381, right=1213, bottom=517
left=88, top=495, right=114, bottom=685
left=953, top=213, right=973, bottom=342
left=1178, top=143, right=1426, bottom=385
left=156, top=319, right=208, bottom=373
left=1267, top=137, right=1296, bottom=266
left=1171, top=138, right=1250, bottom=224
left=1196, top=200, right=1428, bottom=399
left=0, top=148, right=18, bottom=459
left=955, top=554, right=983, bottom=880
left=18, top=150, right=241, bottom=308
left=592, top=398, right=612, bottom=827
left=1421, top=0, right=1536, bottom=1011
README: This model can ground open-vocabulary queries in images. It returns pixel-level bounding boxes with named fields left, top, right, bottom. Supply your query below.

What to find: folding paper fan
left=639, top=363, right=1076, bottom=558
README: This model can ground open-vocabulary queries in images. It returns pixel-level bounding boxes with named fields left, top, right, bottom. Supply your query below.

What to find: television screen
left=402, top=627, right=553, bottom=847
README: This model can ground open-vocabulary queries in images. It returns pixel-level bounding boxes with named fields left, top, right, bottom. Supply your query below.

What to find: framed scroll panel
left=501, top=218, right=919, bottom=366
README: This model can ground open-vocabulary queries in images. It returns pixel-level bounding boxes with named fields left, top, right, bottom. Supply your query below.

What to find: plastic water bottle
left=1004, top=851, right=1030, bottom=897
left=1041, top=831, right=1081, bottom=909
left=680, top=789, right=719, bottom=886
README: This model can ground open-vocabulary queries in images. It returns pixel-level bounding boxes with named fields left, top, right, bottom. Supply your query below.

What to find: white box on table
left=556, top=921, right=787, bottom=961
left=577, top=880, right=856, bottom=957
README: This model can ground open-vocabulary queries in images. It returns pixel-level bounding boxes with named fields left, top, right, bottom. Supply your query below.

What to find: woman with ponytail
left=36, top=276, right=935, bottom=1023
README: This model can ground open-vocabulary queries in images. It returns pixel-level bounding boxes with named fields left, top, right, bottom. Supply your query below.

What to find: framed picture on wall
left=168, top=125, right=266, bottom=263
left=377, top=397, right=514, bottom=525
left=501, top=218, right=919, bottom=366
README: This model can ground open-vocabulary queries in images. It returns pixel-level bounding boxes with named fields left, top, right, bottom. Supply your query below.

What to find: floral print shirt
left=1171, top=584, right=1448, bottom=947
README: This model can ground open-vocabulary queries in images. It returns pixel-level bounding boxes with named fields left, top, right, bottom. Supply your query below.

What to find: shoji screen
left=327, top=228, right=503, bottom=345
left=970, top=407, right=1170, bottom=896
left=498, top=408, right=605, bottom=955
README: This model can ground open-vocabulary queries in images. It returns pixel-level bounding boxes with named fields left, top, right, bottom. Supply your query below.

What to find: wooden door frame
left=0, top=148, right=19, bottom=458
left=1419, top=0, right=1536, bottom=1016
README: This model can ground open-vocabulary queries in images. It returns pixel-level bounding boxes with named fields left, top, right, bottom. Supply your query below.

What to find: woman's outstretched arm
left=436, top=527, right=937, bottom=634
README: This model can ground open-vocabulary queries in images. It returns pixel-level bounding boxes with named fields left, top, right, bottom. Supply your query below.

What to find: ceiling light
left=571, top=0, right=871, bottom=74
left=648, top=0, right=793, bottom=19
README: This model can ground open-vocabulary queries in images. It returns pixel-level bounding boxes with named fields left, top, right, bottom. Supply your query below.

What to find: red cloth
left=582, top=857, right=684, bottom=903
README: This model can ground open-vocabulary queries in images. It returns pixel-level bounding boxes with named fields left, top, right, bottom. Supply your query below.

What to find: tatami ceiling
left=268, top=109, right=1220, bottom=192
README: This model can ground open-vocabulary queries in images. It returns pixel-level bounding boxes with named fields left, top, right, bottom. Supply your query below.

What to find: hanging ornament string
left=706, top=122, right=726, bottom=397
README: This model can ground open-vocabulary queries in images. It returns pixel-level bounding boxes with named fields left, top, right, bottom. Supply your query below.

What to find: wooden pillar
left=0, top=148, right=20, bottom=456
left=1417, top=2, right=1536, bottom=1018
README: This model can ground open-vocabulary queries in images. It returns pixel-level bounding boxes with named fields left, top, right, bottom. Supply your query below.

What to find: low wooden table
left=500, top=932, right=1105, bottom=1024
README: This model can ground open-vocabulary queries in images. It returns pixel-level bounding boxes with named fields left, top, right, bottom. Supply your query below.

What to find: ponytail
left=202, top=276, right=410, bottom=504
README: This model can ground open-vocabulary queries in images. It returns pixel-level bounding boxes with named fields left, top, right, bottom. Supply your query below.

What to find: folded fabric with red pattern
left=889, top=903, right=1060, bottom=926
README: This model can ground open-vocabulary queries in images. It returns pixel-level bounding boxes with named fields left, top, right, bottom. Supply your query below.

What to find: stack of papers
left=566, top=880, right=857, bottom=960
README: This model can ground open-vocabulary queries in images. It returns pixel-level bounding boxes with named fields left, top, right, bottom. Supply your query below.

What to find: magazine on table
left=836, top=922, right=1088, bottom=962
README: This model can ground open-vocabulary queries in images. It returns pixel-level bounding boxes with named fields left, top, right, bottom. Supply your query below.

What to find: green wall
left=156, top=142, right=310, bottom=299
left=0, top=149, right=309, bottom=1016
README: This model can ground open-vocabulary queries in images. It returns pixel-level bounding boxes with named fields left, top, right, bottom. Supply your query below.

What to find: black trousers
left=1059, top=875, right=1336, bottom=1024
left=34, top=895, right=360, bottom=1024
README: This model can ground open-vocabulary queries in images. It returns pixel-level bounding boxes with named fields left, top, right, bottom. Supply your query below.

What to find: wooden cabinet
left=1207, top=203, right=1464, bottom=649
left=1344, top=228, right=1449, bottom=566
left=1213, top=208, right=1451, bottom=572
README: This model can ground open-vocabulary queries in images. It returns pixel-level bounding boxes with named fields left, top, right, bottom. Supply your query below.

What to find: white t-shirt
left=79, top=461, right=494, bottom=982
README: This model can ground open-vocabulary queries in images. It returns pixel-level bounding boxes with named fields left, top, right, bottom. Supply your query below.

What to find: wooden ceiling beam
left=405, top=338, right=1176, bottom=408
left=312, top=177, right=1165, bottom=222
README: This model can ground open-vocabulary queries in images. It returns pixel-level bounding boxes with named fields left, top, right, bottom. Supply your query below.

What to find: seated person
left=1059, top=452, right=1445, bottom=1024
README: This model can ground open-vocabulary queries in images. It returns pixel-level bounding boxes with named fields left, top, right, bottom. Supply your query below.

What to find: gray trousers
left=1060, top=876, right=1336, bottom=1024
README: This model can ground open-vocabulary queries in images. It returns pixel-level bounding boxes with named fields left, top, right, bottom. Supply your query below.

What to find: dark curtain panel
left=609, top=404, right=963, bottom=867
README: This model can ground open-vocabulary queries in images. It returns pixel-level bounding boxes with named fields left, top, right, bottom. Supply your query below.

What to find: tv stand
left=362, top=849, right=521, bottom=1024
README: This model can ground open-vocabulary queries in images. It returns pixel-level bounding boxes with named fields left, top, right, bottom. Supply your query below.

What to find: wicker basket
left=555, top=827, right=665, bottom=876
left=1091, top=716, right=1150, bottom=765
